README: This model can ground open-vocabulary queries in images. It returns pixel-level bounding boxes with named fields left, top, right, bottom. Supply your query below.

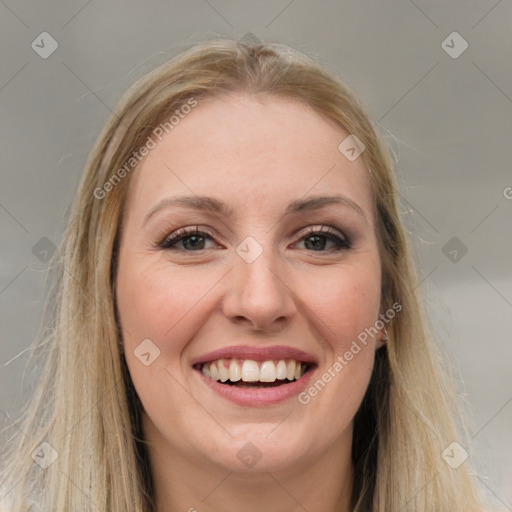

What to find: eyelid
left=297, top=225, right=347, bottom=240
left=158, top=225, right=218, bottom=248
left=292, top=225, right=351, bottom=251
left=158, top=223, right=351, bottom=252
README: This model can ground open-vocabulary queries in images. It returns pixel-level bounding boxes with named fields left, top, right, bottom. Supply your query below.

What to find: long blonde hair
left=1, top=37, right=485, bottom=511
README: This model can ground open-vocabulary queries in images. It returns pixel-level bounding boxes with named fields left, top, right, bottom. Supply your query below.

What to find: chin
left=198, top=425, right=315, bottom=474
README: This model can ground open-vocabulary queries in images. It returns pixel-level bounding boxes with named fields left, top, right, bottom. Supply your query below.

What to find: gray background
left=1, top=0, right=511, bottom=509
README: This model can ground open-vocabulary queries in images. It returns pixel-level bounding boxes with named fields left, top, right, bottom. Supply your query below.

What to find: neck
left=145, top=421, right=354, bottom=512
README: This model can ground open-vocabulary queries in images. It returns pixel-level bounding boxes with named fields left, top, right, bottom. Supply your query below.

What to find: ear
left=377, top=326, right=388, bottom=347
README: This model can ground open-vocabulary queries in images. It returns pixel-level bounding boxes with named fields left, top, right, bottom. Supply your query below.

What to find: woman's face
left=116, top=93, right=384, bottom=474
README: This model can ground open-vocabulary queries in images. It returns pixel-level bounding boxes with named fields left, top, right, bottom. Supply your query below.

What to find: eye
left=159, top=226, right=218, bottom=251
left=159, top=225, right=351, bottom=253
left=294, top=226, right=351, bottom=252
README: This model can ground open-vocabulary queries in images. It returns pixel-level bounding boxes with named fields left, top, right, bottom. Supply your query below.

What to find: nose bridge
left=223, top=234, right=295, bottom=329
left=238, top=238, right=279, bottom=290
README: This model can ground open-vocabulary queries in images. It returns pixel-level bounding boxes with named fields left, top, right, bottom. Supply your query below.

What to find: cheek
left=115, top=256, right=203, bottom=414
left=295, top=259, right=381, bottom=434
left=300, top=260, right=382, bottom=355
left=117, top=257, right=206, bottom=344
left=115, top=255, right=226, bottom=389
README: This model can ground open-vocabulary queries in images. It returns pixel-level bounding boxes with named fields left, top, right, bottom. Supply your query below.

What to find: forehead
left=125, top=92, right=373, bottom=223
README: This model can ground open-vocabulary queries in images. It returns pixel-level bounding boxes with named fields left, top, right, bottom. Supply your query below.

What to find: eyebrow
left=142, top=194, right=368, bottom=226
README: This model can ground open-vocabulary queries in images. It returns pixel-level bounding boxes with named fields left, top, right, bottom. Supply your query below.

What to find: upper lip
left=191, top=345, right=318, bottom=366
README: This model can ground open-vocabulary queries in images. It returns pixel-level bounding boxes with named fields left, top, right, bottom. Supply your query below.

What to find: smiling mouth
left=195, top=358, right=314, bottom=388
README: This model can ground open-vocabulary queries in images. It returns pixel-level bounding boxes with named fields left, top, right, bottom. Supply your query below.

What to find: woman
left=0, top=37, right=485, bottom=511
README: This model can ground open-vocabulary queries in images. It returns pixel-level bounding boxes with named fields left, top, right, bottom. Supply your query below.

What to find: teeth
left=286, top=360, right=296, bottom=381
left=218, top=359, right=229, bottom=382
left=260, top=361, right=276, bottom=382
left=228, top=359, right=241, bottom=382
left=241, top=360, right=259, bottom=382
left=210, top=362, right=220, bottom=381
left=201, top=358, right=309, bottom=384
left=276, top=360, right=287, bottom=380
left=294, top=361, right=302, bottom=380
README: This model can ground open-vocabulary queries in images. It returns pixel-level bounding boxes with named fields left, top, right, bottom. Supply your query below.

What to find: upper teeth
left=201, top=359, right=308, bottom=383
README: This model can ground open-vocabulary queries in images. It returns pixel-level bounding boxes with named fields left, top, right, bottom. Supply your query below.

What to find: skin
left=116, top=92, right=386, bottom=512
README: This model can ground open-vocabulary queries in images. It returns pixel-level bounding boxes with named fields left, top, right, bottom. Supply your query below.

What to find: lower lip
left=195, top=367, right=315, bottom=406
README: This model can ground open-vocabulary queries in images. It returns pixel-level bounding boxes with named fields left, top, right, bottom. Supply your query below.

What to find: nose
left=221, top=242, right=296, bottom=332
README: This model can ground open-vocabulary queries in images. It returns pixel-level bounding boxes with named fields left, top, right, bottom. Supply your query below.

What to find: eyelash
left=158, top=225, right=351, bottom=252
